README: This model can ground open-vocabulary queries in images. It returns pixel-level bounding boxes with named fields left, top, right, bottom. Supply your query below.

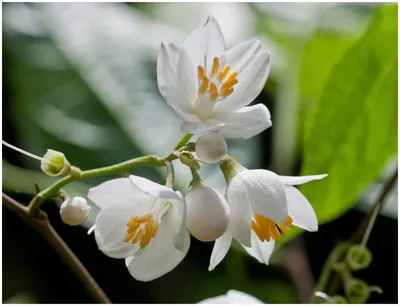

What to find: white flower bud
left=60, top=197, right=91, bottom=226
left=185, top=186, right=230, bottom=242
left=195, top=132, right=227, bottom=164
left=41, top=149, right=71, bottom=177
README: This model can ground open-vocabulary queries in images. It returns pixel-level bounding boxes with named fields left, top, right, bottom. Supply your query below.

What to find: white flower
left=185, top=185, right=230, bottom=241
left=198, top=289, right=263, bottom=304
left=157, top=16, right=272, bottom=139
left=195, top=132, right=227, bottom=163
left=209, top=166, right=327, bottom=270
left=88, top=175, right=190, bottom=281
left=60, top=197, right=91, bottom=226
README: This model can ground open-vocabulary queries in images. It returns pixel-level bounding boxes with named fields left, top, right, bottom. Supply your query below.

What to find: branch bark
left=2, top=193, right=111, bottom=304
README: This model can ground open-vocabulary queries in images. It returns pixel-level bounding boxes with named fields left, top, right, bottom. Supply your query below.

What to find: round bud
left=41, top=149, right=71, bottom=177
left=344, top=278, right=370, bottom=304
left=60, top=197, right=91, bottom=226
left=195, top=132, right=227, bottom=164
left=185, top=186, right=230, bottom=241
left=346, top=244, right=372, bottom=271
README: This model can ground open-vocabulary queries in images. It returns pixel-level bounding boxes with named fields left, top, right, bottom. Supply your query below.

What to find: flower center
left=251, top=214, right=293, bottom=242
left=192, top=56, right=239, bottom=120
left=124, top=214, right=159, bottom=249
left=197, top=56, right=238, bottom=102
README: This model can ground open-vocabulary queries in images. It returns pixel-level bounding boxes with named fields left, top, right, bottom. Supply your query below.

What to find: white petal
left=226, top=290, right=263, bottom=304
left=198, top=295, right=232, bottom=304
left=208, top=231, right=232, bottom=271
left=157, top=42, right=198, bottom=122
left=125, top=221, right=190, bottom=281
left=226, top=177, right=253, bottom=247
left=181, top=120, right=224, bottom=135
left=94, top=199, right=153, bottom=258
left=213, top=104, right=272, bottom=139
left=88, top=178, right=146, bottom=209
left=214, top=40, right=270, bottom=112
left=177, top=47, right=198, bottom=105
left=129, top=175, right=182, bottom=200
left=278, top=174, right=328, bottom=186
left=286, top=186, right=318, bottom=232
left=242, top=231, right=275, bottom=265
left=238, top=170, right=288, bottom=224
left=182, top=16, right=225, bottom=70
left=167, top=193, right=188, bottom=252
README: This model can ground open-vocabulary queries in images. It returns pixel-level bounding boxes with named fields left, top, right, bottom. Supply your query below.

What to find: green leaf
left=279, top=4, right=398, bottom=245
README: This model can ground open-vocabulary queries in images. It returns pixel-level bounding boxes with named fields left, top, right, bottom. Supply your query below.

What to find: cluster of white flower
left=82, top=16, right=327, bottom=282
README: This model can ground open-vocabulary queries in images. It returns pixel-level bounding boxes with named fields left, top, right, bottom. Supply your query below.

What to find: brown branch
left=2, top=193, right=111, bottom=304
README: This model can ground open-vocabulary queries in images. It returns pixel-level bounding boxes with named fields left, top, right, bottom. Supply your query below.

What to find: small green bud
left=331, top=295, right=347, bottom=303
left=179, top=151, right=200, bottom=170
left=345, top=278, right=370, bottom=304
left=41, top=149, right=71, bottom=177
left=219, top=155, right=246, bottom=183
left=346, top=244, right=372, bottom=271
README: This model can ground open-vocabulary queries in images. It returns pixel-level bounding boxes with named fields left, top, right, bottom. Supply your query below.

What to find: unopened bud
left=344, top=278, right=370, bottom=304
left=346, top=244, right=372, bottom=271
left=195, top=132, right=227, bottom=164
left=60, top=197, right=91, bottom=226
left=41, top=149, right=71, bottom=177
left=185, top=186, right=230, bottom=241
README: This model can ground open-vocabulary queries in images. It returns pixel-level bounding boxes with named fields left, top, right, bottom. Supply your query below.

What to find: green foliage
left=279, top=4, right=398, bottom=245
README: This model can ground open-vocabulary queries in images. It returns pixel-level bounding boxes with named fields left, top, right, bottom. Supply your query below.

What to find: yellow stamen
left=198, top=65, right=205, bottom=81
left=221, top=79, right=238, bottom=90
left=252, top=214, right=293, bottom=242
left=198, top=76, right=209, bottom=95
left=218, top=65, right=230, bottom=82
left=124, top=215, right=159, bottom=248
left=220, top=87, right=234, bottom=98
left=209, top=83, right=218, bottom=102
left=225, top=71, right=238, bottom=83
left=211, top=57, right=220, bottom=77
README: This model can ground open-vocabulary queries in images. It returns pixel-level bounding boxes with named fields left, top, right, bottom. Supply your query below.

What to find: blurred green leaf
left=279, top=4, right=398, bottom=245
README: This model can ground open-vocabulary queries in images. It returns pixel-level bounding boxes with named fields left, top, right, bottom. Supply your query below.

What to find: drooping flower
left=157, top=16, right=272, bottom=139
left=185, top=185, right=230, bottom=242
left=88, top=175, right=190, bottom=281
left=60, top=197, right=91, bottom=226
left=198, top=289, right=263, bottom=304
left=209, top=156, right=327, bottom=270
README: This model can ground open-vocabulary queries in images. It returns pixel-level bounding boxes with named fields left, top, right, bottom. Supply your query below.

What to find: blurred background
left=2, top=2, right=398, bottom=303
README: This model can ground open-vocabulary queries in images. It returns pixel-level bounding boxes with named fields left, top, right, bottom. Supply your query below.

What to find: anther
left=211, top=57, right=220, bottom=77
left=198, top=76, right=210, bottom=95
left=198, top=66, right=205, bottom=81
left=218, top=65, right=230, bottom=82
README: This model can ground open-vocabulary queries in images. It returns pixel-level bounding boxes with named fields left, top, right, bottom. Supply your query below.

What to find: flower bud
left=41, top=149, right=71, bottom=177
left=346, top=244, right=372, bottom=271
left=195, top=132, right=227, bottom=164
left=60, top=197, right=91, bottom=226
left=185, top=186, right=230, bottom=241
left=344, top=278, right=370, bottom=304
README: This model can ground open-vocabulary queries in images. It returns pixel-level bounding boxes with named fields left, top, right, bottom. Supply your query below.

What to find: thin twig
left=2, top=193, right=111, bottom=304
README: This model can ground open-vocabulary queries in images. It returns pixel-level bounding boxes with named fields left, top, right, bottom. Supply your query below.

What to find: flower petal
left=129, top=175, right=182, bottom=200
left=88, top=178, right=146, bottom=209
left=181, top=119, right=224, bottom=135
left=125, top=220, right=190, bottom=281
left=181, top=16, right=225, bottom=70
left=208, top=231, right=232, bottom=271
left=278, top=174, right=328, bottom=186
left=167, top=193, right=188, bottom=252
left=157, top=41, right=199, bottom=122
left=214, top=40, right=270, bottom=112
left=226, top=177, right=253, bottom=247
left=238, top=169, right=288, bottom=224
left=286, top=186, right=318, bottom=232
left=94, top=198, right=153, bottom=258
left=177, top=47, right=198, bottom=106
left=213, top=104, right=272, bottom=139
left=242, top=231, right=275, bottom=265
left=226, top=290, right=263, bottom=304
